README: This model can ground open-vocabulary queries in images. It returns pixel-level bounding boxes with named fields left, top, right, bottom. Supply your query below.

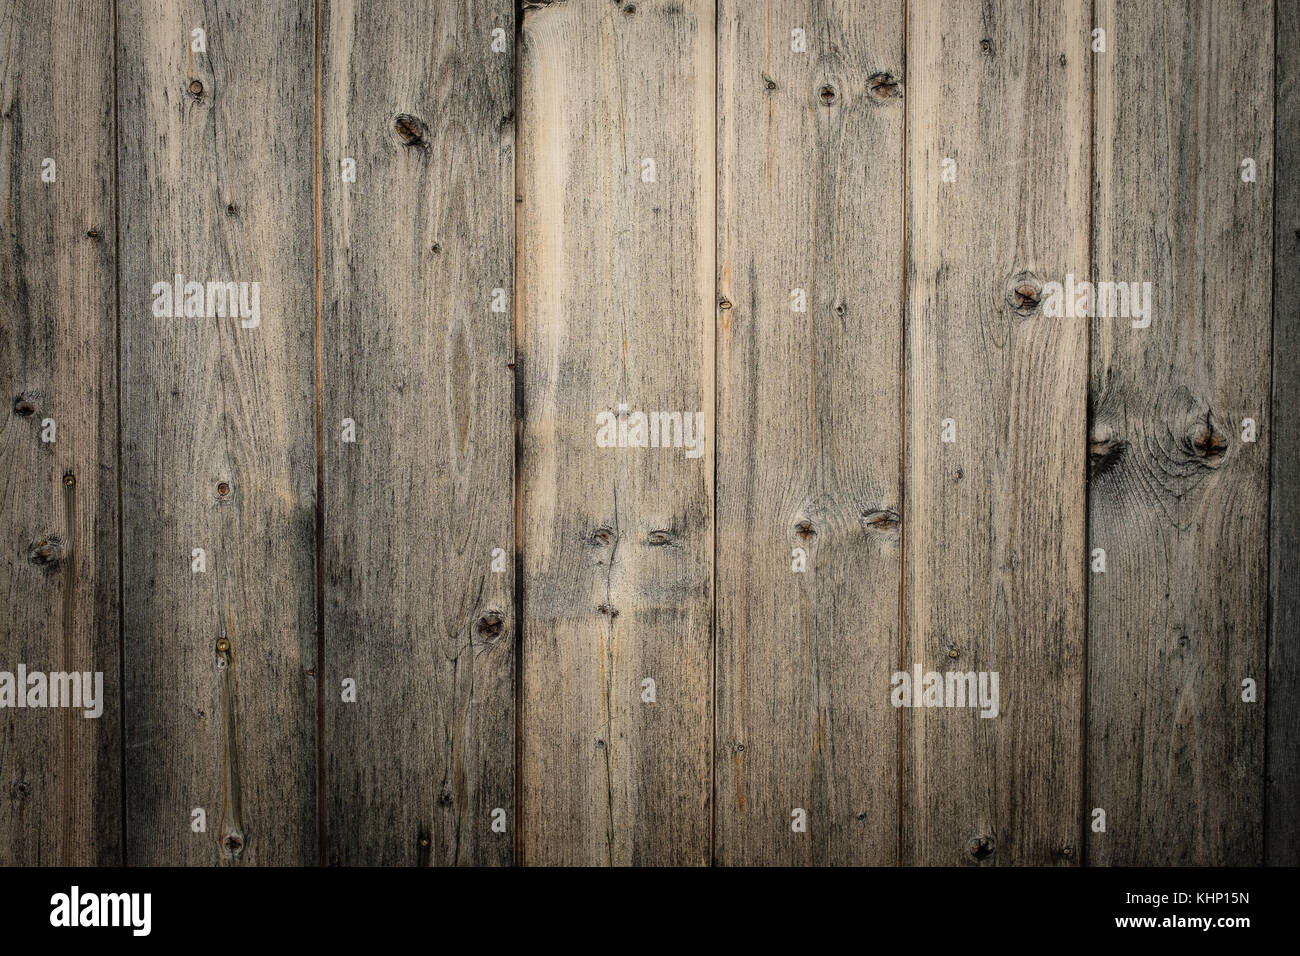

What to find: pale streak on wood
left=1089, top=0, right=1272, bottom=866
left=0, top=0, right=121, bottom=866
left=320, top=0, right=516, bottom=866
left=1269, top=0, right=1299, bottom=867
left=714, top=0, right=904, bottom=865
left=117, top=0, right=317, bottom=865
left=903, top=0, right=1090, bottom=866
left=518, top=0, right=715, bottom=866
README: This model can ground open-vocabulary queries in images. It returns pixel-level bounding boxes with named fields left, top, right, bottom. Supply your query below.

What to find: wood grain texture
left=320, top=0, right=516, bottom=866
left=0, top=0, right=1292, bottom=870
left=117, top=0, right=317, bottom=865
left=517, top=0, right=715, bottom=866
left=0, top=0, right=121, bottom=866
left=902, top=0, right=1090, bottom=866
left=1269, top=0, right=1298, bottom=867
left=1088, top=0, right=1272, bottom=866
left=714, top=0, right=903, bottom=866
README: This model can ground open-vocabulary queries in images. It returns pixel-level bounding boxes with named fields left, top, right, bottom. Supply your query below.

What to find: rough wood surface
left=1088, top=0, right=1272, bottom=866
left=0, top=0, right=121, bottom=866
left=117, top=0, right=317, bottom=865
left=320, top=0, right=516, bottom=866
left=902, top=0, right=1090, bottom=866
left=0, top=0, right=1289, bottom=869
left=714, top=0, right=904, bottom=866
left=517, top=0, right=715, bottom=866
left=1269, top=0, right=1299, bottom=867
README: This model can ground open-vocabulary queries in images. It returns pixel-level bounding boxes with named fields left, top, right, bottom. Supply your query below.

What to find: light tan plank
left=118, top=0, right=317, bottom=864
left=518, top=0, right=715, bottom=866
left=320, top=0, right=516, bottom=866
left=715, top=0, right=904, bottom=865
left=903, top=0, right=1090, bottom=866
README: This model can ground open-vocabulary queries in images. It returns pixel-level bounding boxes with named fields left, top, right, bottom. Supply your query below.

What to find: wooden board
left=117, top=0, right=317, bottom=865
left=714, top=0, right=904, bottom=866
left=902, top=0, right=1090, bottom=866
left=517, top=0, right=715, bottom=866
left=1269, top=0, right=1299, bottom=867
left=1088, top=0, right=1273, bottom=866
left=319, top=0, right=516, bottom=866
left=0, top=0, right=121, bottom=866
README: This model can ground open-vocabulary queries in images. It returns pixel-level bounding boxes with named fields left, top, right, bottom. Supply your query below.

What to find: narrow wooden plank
left=320, top=0, right=516, bottom=866
left=903, top=0, right=1090, bottom=865
left=518, top=0, right=715, bottom=866
left=0, top=0, right=121, bottom=866
left=1089, top=0, right=1272, bottom=866
left=714, top=0, right=903, bottom=865
left=1269, top=0, right=1299, bottom=867
left=118, top=0, right=317, bottom=864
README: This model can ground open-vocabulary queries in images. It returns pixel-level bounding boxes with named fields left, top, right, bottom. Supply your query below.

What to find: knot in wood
left=867, top=72, right=902, bottom=101
left=476, top=612, right=504, bottom=640
left=27, top=535, right=64, bottom=573
left=967, top=834, right=996, bottom=862
left=394, top=113, right=428, bottom=148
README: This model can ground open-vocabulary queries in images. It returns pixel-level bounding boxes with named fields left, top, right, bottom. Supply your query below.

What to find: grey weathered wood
left=320, top=0, right=516, bottom=866
left=0, top=0, right=121, bottom=866
left=117, top=0, right=317, bottom=864
left=1, top=0, right=1293, bottom=870
left=902, top=0, right=1090, bottom=866
left=517, top=0, right=715, bottom=866
left=1269, top=0, right=1299, bottom=867
left=714, top=0, right=903, bottom=866
left=1088, top=0, right=1272, bottom=866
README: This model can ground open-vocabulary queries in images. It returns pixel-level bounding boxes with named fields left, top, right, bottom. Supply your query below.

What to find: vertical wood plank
left=903, top=0, right=1090, bottom=866
left=1088, top=0, right=1272, bottom=866
left=1269, top=0, right=1298, bottom=867
left=714, top=0, right=903, bottom=865
left=117, top=0, right=317, bottom=864
left=0, top=0, right=121, bottom=865
left=518, top=0, right=715, bottom=866
left=320, top=0, right=516, bottom=865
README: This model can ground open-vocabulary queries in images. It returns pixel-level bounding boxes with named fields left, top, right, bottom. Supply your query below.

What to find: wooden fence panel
left=320, top=0, right=516, bottom=866
left=117, top=0, right=317, bottom=865
left=1088, top=0, right=1273, bottom=866
left=0, top=0, right=1292, bottom=870
left=0, top=0, right=121, bottom=866
left=517, top=0, right=716, bottom=866
left=714, top=0, right=904, bottom=866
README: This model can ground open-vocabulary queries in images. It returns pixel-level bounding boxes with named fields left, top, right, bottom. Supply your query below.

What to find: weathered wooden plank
left=1088, top=0, right=1272, bottom=866
left=320, top=0, right=516, bottom=866
left=0, top=0, right=121, bottom=866
left=517, top=0, right=715, bottom=866
left=117, top=0, right=317, bottom=864
left=714, top=0, right=903, bottom=865
left=1269, top=0, right=1299, bottom=867
left=902, top=0, right=1090, bottom=866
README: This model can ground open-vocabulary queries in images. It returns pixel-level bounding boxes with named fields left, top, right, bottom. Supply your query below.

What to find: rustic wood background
left=0, top=0, right=1293, bottom=866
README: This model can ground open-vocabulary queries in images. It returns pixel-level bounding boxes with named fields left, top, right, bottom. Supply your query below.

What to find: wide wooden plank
left=714, top=0, right=903, bottom=865
left=320, top=0, right=516, bottom=866
left=117, top=0, right=317, bottom=864
left=1088, top=0, right=1272, bottom=866
left=517, top=0, right=715, bottom=866
left=902, top=0, right=1090, bottom=865
left=1269, top=0, right=1299, bottom=867
left=0, top=0, right=121, bottom=866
